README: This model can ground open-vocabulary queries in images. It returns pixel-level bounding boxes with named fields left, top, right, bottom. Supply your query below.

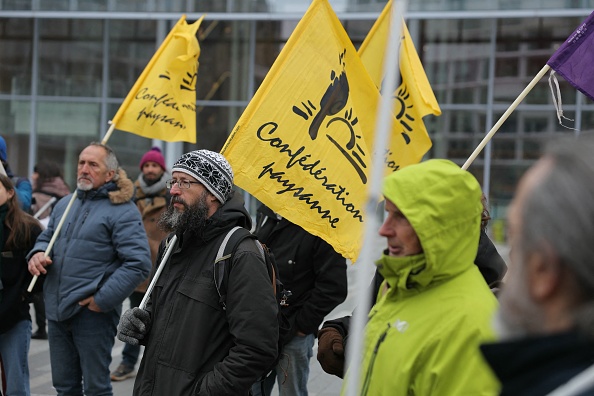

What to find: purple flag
left=547, top=11, right=594, bottom=101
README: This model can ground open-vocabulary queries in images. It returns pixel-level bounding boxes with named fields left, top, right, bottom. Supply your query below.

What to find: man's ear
left=105, top=169, right=116, bottom=183
left=527, top=245, right=562, bottom=302
left=207, top=193, right=220, bottom=206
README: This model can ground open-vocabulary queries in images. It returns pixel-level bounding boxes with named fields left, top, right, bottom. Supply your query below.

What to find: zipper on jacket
left=361, top=323, right=391, bottom=395
left=81, top=210, right=89, bottom=225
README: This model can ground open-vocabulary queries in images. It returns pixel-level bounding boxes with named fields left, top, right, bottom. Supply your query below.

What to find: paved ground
left=28, top=332, right=345, bottom=396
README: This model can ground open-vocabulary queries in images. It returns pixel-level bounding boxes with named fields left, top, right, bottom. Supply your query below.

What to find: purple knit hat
left=140, top=147, right=166, bottom=171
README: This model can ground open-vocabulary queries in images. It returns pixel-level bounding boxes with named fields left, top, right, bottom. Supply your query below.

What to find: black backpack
left=213, top=226, right=291, bottom=371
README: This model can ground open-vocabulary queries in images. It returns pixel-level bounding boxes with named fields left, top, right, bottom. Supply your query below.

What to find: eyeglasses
left=165, top=179, right=202, bottom=189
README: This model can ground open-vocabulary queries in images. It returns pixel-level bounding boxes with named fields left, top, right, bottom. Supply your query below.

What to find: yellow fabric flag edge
left=111, top=14, right=204, bottom=127
left=359, top=0, right=440, bottom=117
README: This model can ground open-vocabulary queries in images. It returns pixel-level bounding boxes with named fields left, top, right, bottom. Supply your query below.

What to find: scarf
left=137, top=171, right=170, bottom=197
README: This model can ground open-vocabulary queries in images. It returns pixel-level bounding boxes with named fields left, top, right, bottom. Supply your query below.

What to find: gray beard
left=492, top=308, right=529, bottom=340
left=159, top=191, right=210, bottom=235
left=77, top=181, right=93, bottom=191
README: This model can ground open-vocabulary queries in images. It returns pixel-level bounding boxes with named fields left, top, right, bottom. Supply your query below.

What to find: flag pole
left=138, top=235, right=178, bottom=310
left=27, top=122, right=118, bottom=292
left=102, top=121, right=117, bottom=144
left=32, top=196, right=57, bottom=220
left=462, top=64, right=550, bottom=170
left=345, top=1, right=406, bottom=394
left=27, top=193, right=77, bottom=292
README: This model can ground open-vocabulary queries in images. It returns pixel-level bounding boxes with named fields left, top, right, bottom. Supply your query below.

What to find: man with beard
left=117, top=149, right=279, bottom=396
left=481, top=136, right=594, bottom=396
left=111, top=147, right=171, bottom=382
left=27, top=142, right=151, bottom=396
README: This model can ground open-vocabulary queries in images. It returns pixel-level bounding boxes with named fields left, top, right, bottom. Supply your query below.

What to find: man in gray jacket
left=117, top=150, right=279, bottom=396
left=28, top=142, right=151, bottom=396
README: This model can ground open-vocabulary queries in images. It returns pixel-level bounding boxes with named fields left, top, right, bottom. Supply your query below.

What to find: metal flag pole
left=138, top=235, right=178, bottom=310
left=345, top=1, right=407, bottom=394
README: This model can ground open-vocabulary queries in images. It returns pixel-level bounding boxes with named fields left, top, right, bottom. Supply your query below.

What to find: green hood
left=378, top=159, right=482, bottom=291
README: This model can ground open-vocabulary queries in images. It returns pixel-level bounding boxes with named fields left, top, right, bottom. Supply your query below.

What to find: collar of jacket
left=76, top=168, right=134, bottom=205
left=376, top=252, right=429, bottom=293
left=480, top=330, right=594, bottom=394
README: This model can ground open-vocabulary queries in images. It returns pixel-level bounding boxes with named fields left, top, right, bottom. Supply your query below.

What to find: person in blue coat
left=27, top=142, right=151, bottom=396
left=0, top=135, right=32, bottom=212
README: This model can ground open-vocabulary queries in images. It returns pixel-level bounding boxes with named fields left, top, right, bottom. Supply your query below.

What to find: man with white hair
left=28, top=142, right=151, bottom=395
left=481, top=135, right=594, bottom=395
left=117, top=149, right=279, bottom=396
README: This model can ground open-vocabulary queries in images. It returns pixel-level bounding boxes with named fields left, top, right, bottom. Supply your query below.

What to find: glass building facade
left=1, top=0, right=593, bottom=240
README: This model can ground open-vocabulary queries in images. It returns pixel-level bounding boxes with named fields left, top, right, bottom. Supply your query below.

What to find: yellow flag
left=222, top=0, right=428, bottom=261
left=359, top=0, right=440, bottom=166
left=112, top=15, right=204, bottom=143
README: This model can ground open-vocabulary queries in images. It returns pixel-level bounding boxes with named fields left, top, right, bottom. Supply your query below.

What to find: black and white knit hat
left=171, top=150, right=234, bottom=204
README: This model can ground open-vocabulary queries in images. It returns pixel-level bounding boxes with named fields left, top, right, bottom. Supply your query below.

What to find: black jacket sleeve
left=475, top=230, right=507, bottom=287
left=294, top=236, right=348, bottom=336
left=320, top=270, right=384, bottom=340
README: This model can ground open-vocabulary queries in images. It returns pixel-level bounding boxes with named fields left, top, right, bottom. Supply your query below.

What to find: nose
left=378, top=217, right=393, bottom=238
left=169, top=183, right=182, bottom=195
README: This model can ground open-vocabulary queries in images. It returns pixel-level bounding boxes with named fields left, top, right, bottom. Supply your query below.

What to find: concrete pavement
left=28, top=334, right=344, bottom=396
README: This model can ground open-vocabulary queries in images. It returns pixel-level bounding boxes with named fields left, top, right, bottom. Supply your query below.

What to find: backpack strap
left=214, top=226, right=256, bottom=310
left=213, top=226, right=284, bottom=311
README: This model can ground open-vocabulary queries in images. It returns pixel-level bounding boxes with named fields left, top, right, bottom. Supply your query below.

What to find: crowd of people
left=1, top=133, right=594, bottom=395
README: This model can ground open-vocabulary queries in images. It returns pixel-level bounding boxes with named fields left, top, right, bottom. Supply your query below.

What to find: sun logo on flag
left=158, top=70, right=197, bottom=92
left=291, top=49, right=368, bottom=184
left=181, top=71, right=197, bottom=91
left=392, top=84, right=416, bottom=145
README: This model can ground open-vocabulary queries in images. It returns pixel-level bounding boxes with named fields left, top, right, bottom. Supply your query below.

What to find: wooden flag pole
left=345, top=1, right=406, bottom=394
left=27, top=123, right=117, bottom=292
left=27, top=194, right=77, bottom=292
left=462, top=64, right=550, bottom=170
left=102, top=120, right=117, bottom=144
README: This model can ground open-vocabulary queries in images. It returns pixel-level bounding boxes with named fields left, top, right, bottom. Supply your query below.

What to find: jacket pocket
left=177, top=277, right=222, bottom=311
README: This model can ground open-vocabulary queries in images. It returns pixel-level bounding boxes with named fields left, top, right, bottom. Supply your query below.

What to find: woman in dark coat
left=0, top=174, right=43, bottom=395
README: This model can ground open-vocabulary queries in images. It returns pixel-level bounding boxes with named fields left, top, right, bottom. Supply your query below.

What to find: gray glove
left=117, top=307, right=151, bottom=346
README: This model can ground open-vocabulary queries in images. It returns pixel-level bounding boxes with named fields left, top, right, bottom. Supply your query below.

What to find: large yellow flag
left=222, top=0, right=428, bottom=261
left=112, top=15, right=204, bottom=143
left=359, top=0, right=440, bottom=161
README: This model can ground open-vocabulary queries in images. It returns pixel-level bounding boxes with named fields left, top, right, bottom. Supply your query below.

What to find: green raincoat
left=347, top=159, right=499, bottom=395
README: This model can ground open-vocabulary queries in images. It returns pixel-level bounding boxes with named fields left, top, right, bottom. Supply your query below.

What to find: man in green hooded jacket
left=343, top=159, right=499, bottom=395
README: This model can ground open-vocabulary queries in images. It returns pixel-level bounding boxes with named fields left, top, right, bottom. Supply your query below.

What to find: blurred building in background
left=0, top=0, right=592, bottom=239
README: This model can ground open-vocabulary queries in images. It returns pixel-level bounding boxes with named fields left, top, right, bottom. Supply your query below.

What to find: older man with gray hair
left=481, top=135, right=594, bottom=396
left=28, top=142, right=152, bottom=396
